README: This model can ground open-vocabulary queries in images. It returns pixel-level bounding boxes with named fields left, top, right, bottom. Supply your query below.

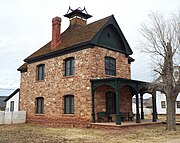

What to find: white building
left=156, top=66, right=180, bottom=115
left=156, top=92, right=180, bottom=115
left=4, top=89, right=20, bottom=112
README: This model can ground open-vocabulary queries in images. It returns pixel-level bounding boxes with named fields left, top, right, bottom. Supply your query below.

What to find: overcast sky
left=0, top=0, right=180, bottom=94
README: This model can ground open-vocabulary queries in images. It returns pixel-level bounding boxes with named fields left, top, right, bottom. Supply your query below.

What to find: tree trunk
left=166, top=96, right=176, bottom=131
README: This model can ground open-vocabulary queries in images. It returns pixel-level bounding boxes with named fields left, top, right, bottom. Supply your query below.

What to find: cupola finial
left=64, top=6, right=92, bottom=19
left=64, top=6, right=92, bottom=26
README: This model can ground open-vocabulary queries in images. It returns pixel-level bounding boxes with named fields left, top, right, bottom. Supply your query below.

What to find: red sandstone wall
left=94, top=85, right=133, bottom=122
left=19, top=46, right=131, bottom=125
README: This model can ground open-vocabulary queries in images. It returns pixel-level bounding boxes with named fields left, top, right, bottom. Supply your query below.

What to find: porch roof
left=90, top=77, right=150, bottom=93
left=90, top=77, right=158, bottom=125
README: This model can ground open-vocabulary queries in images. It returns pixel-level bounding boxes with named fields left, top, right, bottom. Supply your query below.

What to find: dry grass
left=158, top=115, right=180, bottom=122
left=0, top=123, right=180, bottom=143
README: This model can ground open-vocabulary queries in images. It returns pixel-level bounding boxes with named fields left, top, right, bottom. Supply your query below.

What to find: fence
left=132, top=106, right=152, bottom=115
left=0, top=111, right=26, bottom=124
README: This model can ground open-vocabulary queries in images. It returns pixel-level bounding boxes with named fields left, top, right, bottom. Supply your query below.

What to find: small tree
left=140, top=11, right=180, bottom=131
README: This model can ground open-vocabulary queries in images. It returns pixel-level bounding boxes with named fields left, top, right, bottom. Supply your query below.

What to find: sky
left=0, top=0, right=180, bottom=96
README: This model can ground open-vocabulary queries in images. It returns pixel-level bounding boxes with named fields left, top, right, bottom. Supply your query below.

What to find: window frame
left=177, top=101, right=180, bottom=108
left=64, top=95, right=74, bottom=114
left=37, top=64, right=45, bottom=81
left=105, top=56, right=116, bottom=76
left=10, top=101, right=14, bottom=112
left=161, top=101, right=166, bottom=109
left=64, top=57, right=75, bottom=76
left=35, top=97, right=44, bottom=114
left=106, top=92, right=116, bottom=114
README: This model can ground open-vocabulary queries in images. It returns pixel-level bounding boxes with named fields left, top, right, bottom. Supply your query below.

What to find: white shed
left=156, top=91, right=180, bottom=115
left=155, top=66, right=180, bottom=115
left=4, top=89, right=20, bottom=112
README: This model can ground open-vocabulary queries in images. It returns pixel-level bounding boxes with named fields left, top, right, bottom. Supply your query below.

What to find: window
left=10, top=101, right=14, bottom=112
left=105, top=57, right=116, bottom=76
left=64, top=95, right=74, bottom=114
left=37, top=64, right=45, bottom=80
left=106, top=92, right=116, bottom=114
left=107, top=33, right=111, bottom=38
left=161, top=101, right=166, bottom=108
left=177, top=101, right=180, bottom=108
left=36, top=97, right=44, bottom=114
left=65, top=58, right=75, bottom=76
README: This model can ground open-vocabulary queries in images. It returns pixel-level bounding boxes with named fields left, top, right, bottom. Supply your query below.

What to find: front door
left=106, top=92, right=116, bottom=114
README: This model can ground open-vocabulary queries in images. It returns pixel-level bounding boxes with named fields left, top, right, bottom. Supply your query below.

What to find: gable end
left=91, top=15, right=133, bottom=55
left=97, top=24, right=125, bottom=52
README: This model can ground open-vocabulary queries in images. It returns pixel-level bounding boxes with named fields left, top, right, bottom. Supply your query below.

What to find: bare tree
left=140, top=11, right=180, bottom=131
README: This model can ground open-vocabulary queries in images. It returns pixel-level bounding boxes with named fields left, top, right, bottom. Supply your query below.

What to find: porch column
left=136, top=93, right=141, bottom=123
left=115, top=90, right=121, bottom=125
left=152, top=92, right=157, bottom=122
left=92, top=89, right=95, bottom=123
left=140, top=93, right=144, bottom=119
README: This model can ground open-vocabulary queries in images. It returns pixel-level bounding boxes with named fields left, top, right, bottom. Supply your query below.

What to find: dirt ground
left=0, top=124, right=180, bottom=143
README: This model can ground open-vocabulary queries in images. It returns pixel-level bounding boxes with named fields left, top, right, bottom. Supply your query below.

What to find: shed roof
left=4, top=88, right=20, bottom=102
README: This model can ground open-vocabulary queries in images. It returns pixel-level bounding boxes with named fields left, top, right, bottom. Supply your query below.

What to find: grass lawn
left=0, top=124, right=180, bottom=143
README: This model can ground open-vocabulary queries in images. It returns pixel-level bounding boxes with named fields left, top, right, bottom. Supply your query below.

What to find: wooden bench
left=97, top=112, right=113, bottom=122
left=119, top=112, right=133, bottom=121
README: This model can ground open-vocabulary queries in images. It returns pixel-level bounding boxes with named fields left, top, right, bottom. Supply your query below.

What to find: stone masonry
left=20, top=46, right=131, bottom=126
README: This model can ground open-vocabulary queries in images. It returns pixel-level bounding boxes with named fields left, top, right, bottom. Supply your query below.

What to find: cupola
left=64, top=6, right=92, bottom=26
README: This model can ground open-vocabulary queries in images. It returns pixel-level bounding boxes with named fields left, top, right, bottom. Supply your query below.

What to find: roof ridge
left=61, top=15, right=112, bottom=35
left=87, top=15, right=112, bottom=25
left=23, top=15, right=114, bottom=63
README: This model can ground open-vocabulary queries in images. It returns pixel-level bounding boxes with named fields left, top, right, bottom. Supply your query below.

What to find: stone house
left=18, top=7, right=157, bottom=126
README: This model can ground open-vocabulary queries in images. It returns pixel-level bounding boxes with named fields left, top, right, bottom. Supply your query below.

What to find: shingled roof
left=17, top=63, right=27, bottom=72
left=25, top=15, right=111, bottom=61
left=18, top=14, right=133, bottom=71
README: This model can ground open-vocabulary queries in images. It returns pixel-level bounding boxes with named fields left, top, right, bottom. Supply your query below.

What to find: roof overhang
left=90, top=77, right=150, bottom=94
left=4, top=88, right=20, bottom=102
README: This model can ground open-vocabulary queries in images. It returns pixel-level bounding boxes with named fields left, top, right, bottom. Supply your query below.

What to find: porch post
left=91, top=87, right=95, bottom=123
left=115, top=89, right=121, bottom=125
left=136, top=93, right=141, bottom=123
left=140, top=93, right=144, bottom=119
left=152, top=91, right=157, bottom=122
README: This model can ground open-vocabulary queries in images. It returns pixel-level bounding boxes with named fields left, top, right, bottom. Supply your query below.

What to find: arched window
left=64, top=57, right=75, bottom=76
left=37, top=64, right=45, bottom=80
left=64, top=95, right=74, bottom=114
left=106, top=92, right=116, bottom=114
left=35, top=97, right=44, bottom=114
left=105, top=57, right=116, bottom=76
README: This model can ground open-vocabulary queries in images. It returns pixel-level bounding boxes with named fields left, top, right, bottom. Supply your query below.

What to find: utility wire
left=0, top=88, right=15, bottom=91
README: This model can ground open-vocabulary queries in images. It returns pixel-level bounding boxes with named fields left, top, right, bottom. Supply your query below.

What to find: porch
left=91, top=77, right=158, bottom=125
left=91, top=118, right=162, bottom=129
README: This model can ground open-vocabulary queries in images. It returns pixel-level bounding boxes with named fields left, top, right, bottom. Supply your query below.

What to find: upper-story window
left=35, top=97, right=44, bottom=114
left=105, top=57, right=116, bottom=76
left=37, top=64, right=45, bottom=80
left=64, top=57, right=75, bottom=76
